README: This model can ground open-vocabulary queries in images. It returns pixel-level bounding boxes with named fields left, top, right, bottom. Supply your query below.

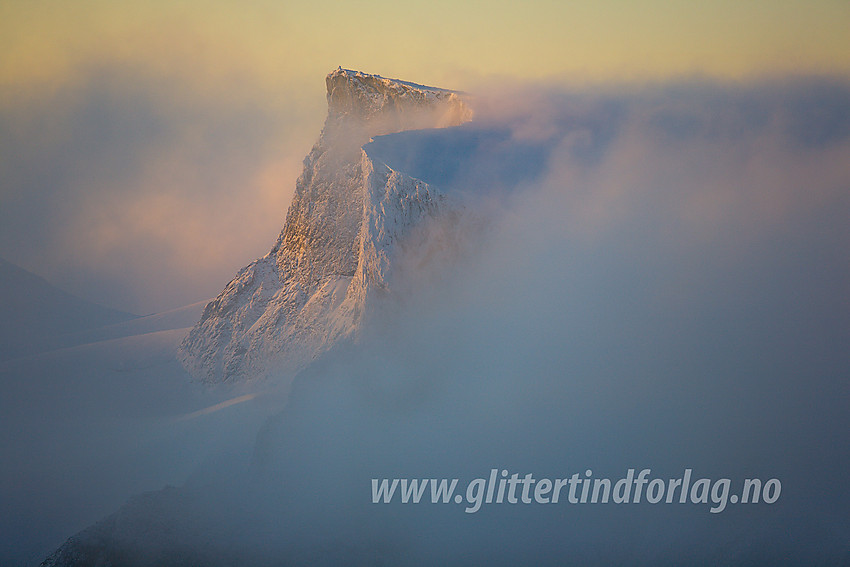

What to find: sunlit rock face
left=179, top=69, right=471, bottom=383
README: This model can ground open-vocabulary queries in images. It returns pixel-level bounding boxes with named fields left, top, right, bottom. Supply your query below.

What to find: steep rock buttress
left=178, top=69, right=471, bottom=383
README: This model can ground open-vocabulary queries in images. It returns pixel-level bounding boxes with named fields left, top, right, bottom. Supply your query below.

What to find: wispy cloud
left=0, top=65, right=323, bottom=312
left=3, top=74, right=849, bottom=565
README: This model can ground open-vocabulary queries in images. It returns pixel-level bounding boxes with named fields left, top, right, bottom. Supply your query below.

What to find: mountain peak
left=328, top=67, right=456, bottom=94
left=324, top=68, right=471, bottom=131
left=179, top=70, right=471, bottom=383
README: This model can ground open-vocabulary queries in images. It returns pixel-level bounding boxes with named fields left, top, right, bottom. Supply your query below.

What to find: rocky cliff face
left=178, top=69, right=471, bottom=383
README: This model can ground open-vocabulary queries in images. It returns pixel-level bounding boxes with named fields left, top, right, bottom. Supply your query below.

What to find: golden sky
left=3, top=0, right=850, bottom=95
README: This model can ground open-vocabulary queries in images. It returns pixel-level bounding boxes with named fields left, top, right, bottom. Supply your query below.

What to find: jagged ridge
left=178, top=69, right=471, bottom=383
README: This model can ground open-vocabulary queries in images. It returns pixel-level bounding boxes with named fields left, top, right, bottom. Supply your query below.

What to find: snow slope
left=0, top=315, right=268, bottom=566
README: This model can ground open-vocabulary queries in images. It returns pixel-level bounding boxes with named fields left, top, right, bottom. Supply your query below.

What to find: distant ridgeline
left=0, top=257, right=136, bottom=361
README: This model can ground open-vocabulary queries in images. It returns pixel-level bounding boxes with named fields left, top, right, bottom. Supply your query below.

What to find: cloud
left=29, top=75, right=849, bottom=565
left=4, top=75, right=850, bottom=565
left=237, top=75, right=850, bottom=564
left=0, top=64, right=324, bottom=313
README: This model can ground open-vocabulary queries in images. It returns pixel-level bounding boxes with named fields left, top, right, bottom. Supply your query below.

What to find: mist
left=3, top=76, right=849, bottom=565
left=0, top=64, right=324, bottom=314
left=236, top=76, right=850, bottom=564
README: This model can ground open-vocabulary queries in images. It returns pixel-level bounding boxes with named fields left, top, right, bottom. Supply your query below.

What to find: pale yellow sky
left=2, top=0, right=849, bottom=96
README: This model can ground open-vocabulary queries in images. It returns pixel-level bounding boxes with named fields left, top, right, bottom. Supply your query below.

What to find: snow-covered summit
left=325, top=68, right=468, bottom=126
left=178, top=70, right=471, bottom=383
